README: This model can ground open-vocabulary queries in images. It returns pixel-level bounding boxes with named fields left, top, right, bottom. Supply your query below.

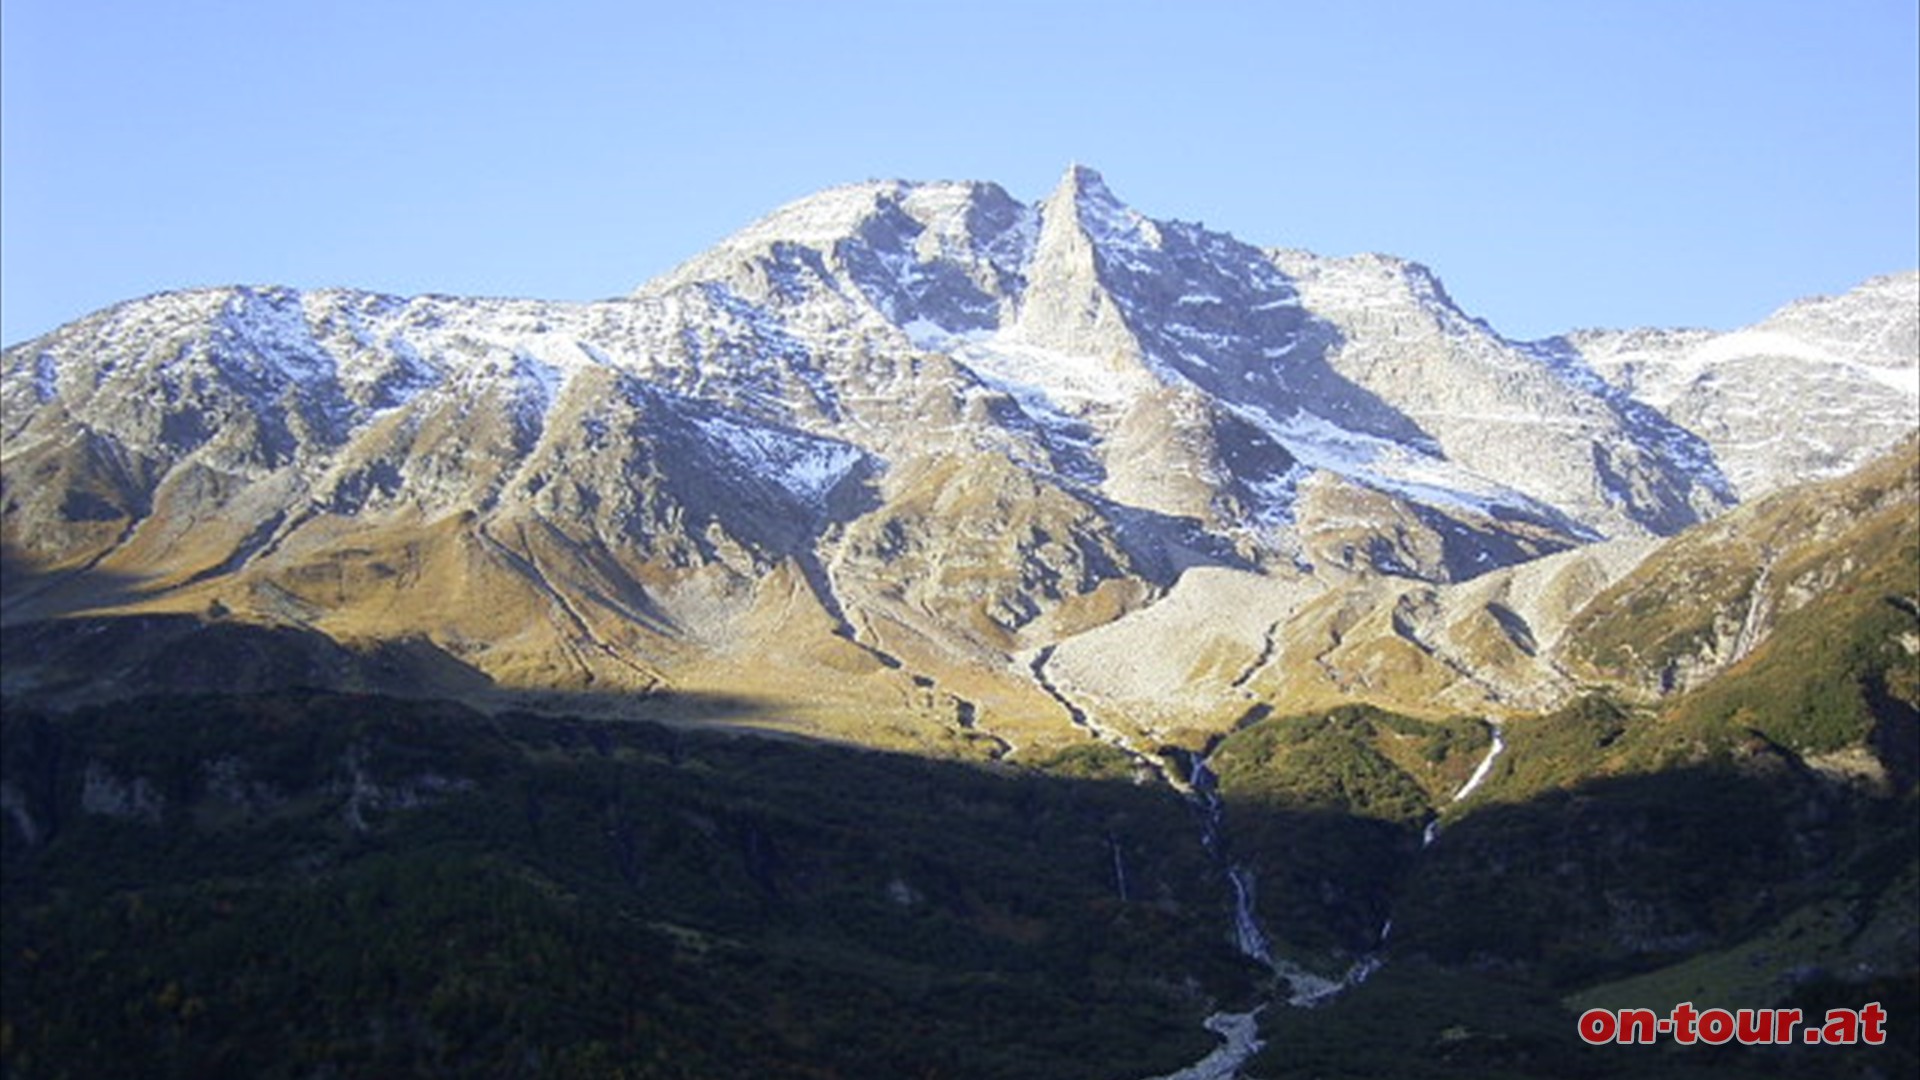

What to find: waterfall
left=1140, top=717, right=1509, bottom=1078
left=1449, top=721, right=1505, bottom=803
left=1183, top=756, right=1275, bottom=965
left=1133, top=748, right=1290, bottom=1079
left=1139, top=745, right=1359, bottom=1077
left=1225, top=865, right=1273, bottom=965
left=1020, top=652, right=1290, bottom=1080
left=1108, top=832, right=1132, bottom=902
left=1029, top=662, right=1391, bottom=1080
left=1336, top=918, right=1393, bottom=989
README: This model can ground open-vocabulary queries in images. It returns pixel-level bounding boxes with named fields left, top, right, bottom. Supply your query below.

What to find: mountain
left=1567, top=272, right=1919, bottom=500
left=3, top=165, right=1917, bottom=1078
left=5, top=166, right=1913, bottom=758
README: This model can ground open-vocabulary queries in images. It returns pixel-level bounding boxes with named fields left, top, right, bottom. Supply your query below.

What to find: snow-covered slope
left=3, top=166, right=1914, bottom=751
left=1563, top=270, right=1919, bottom=499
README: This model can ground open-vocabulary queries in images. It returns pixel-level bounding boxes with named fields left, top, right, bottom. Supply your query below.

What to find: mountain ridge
left=3, top=165, right=1915, bottom=757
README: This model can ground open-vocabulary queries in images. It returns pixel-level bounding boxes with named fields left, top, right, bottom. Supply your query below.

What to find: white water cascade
left=1024, top=651, right=1283, bottom=1080
left=1141, top=752, right=1275, bottom=1080
left=1449, top=721, right=1506, bottom=804
left=1037, top=654, right=1410, bottom=1079
left=1188, top=756, right=1275, bottom=965
left=1147, top=717, right=1510, bottom=1077
left=1143, top=745, right=1386, bottom=1079
left=1146, top=1010, right=1267, bottom=1080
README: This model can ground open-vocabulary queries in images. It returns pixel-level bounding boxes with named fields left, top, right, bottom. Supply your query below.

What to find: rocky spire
left=1010, top=165, right=1151, bottom=370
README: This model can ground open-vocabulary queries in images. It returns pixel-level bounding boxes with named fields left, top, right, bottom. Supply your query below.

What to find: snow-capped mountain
left=3, top=166, right=1914, bottom=753
left=1564, top=270, right=1919, bottom=499
left=639, top=165, right=1733, bottom=548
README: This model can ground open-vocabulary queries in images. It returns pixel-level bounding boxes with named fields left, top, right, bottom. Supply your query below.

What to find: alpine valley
left=2, top=167, right=1916, bottom=1079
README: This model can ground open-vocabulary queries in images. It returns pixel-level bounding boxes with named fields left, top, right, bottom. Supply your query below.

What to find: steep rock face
left=633, top=166, right=1719, bottom=554
left=650, top=178, right=1033, bottom=340
left=1013, top=166, right=1150, bottom=369
left=1270, top=250, right=1732, bottom=538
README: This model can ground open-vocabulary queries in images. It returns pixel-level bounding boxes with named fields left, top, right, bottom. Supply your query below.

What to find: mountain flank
left=4, top=167, right=1914, bottom=758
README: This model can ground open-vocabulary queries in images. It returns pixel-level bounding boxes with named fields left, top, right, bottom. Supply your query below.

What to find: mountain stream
left=1140, top=747, right=1383, bottom=1080
left=1025, top=652, right=1507, bottom=1079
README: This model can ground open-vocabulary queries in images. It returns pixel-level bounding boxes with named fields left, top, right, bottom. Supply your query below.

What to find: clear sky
left=4, top=0, right=1916, bottom=346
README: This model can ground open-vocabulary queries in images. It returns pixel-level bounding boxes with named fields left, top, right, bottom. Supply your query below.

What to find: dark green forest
left=2, top=688, right=1914, bottom=1078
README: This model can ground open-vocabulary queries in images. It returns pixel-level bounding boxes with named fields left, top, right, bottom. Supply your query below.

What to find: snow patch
left=690, top=413, right=866, bottom=503
left=33, top=353, right=58, bottom=401
left=952, top=334, right=1146, bottom=412
left=1244, top=462, right=1313, bottom=527
left=1228, top=403, right=1553, bottom=521
left=1636, top=328, right=1918, bottom=399
left=377, top=335, right=441, bottom=406
left=512, top=349, right=565, bottom=419
left=218, top=288, right=337, bottom=385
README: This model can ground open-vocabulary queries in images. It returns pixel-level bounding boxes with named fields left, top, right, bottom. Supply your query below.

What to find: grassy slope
left=1564, top=436, right=1918, bottom=708
left=1202, top=445, right=1920, bottom=1075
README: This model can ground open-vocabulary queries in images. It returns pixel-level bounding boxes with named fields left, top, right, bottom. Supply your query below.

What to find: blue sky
left=4, top=0, right=1915, bottom=346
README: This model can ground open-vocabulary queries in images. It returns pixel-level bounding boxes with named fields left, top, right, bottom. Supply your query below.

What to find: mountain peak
left=1054, top=162, right=1112, bottom=198
left=1014, top=166, right=1153, bottom=366
left=1043, top=163, right=1132, bottom=227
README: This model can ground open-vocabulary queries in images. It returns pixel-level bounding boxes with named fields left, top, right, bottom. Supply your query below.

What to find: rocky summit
left=2, top=166, right=1915, bottom=755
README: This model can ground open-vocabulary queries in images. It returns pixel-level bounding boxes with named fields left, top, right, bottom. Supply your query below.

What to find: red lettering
left=1735, top=1008, right=1770, bottom=1044
left=1618, top=1008, right=1658, bottom=1044
left=1821, top=1008, right=1859, bottom=1045
left=1574, top=1002, right=1881, bottom=1047
left=1670, top=1001, right=1698, bottom=1044
left=1860, top=1002, right=1886, bottom=1045
left=1578, top=1008, right=1617, bottom=1045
